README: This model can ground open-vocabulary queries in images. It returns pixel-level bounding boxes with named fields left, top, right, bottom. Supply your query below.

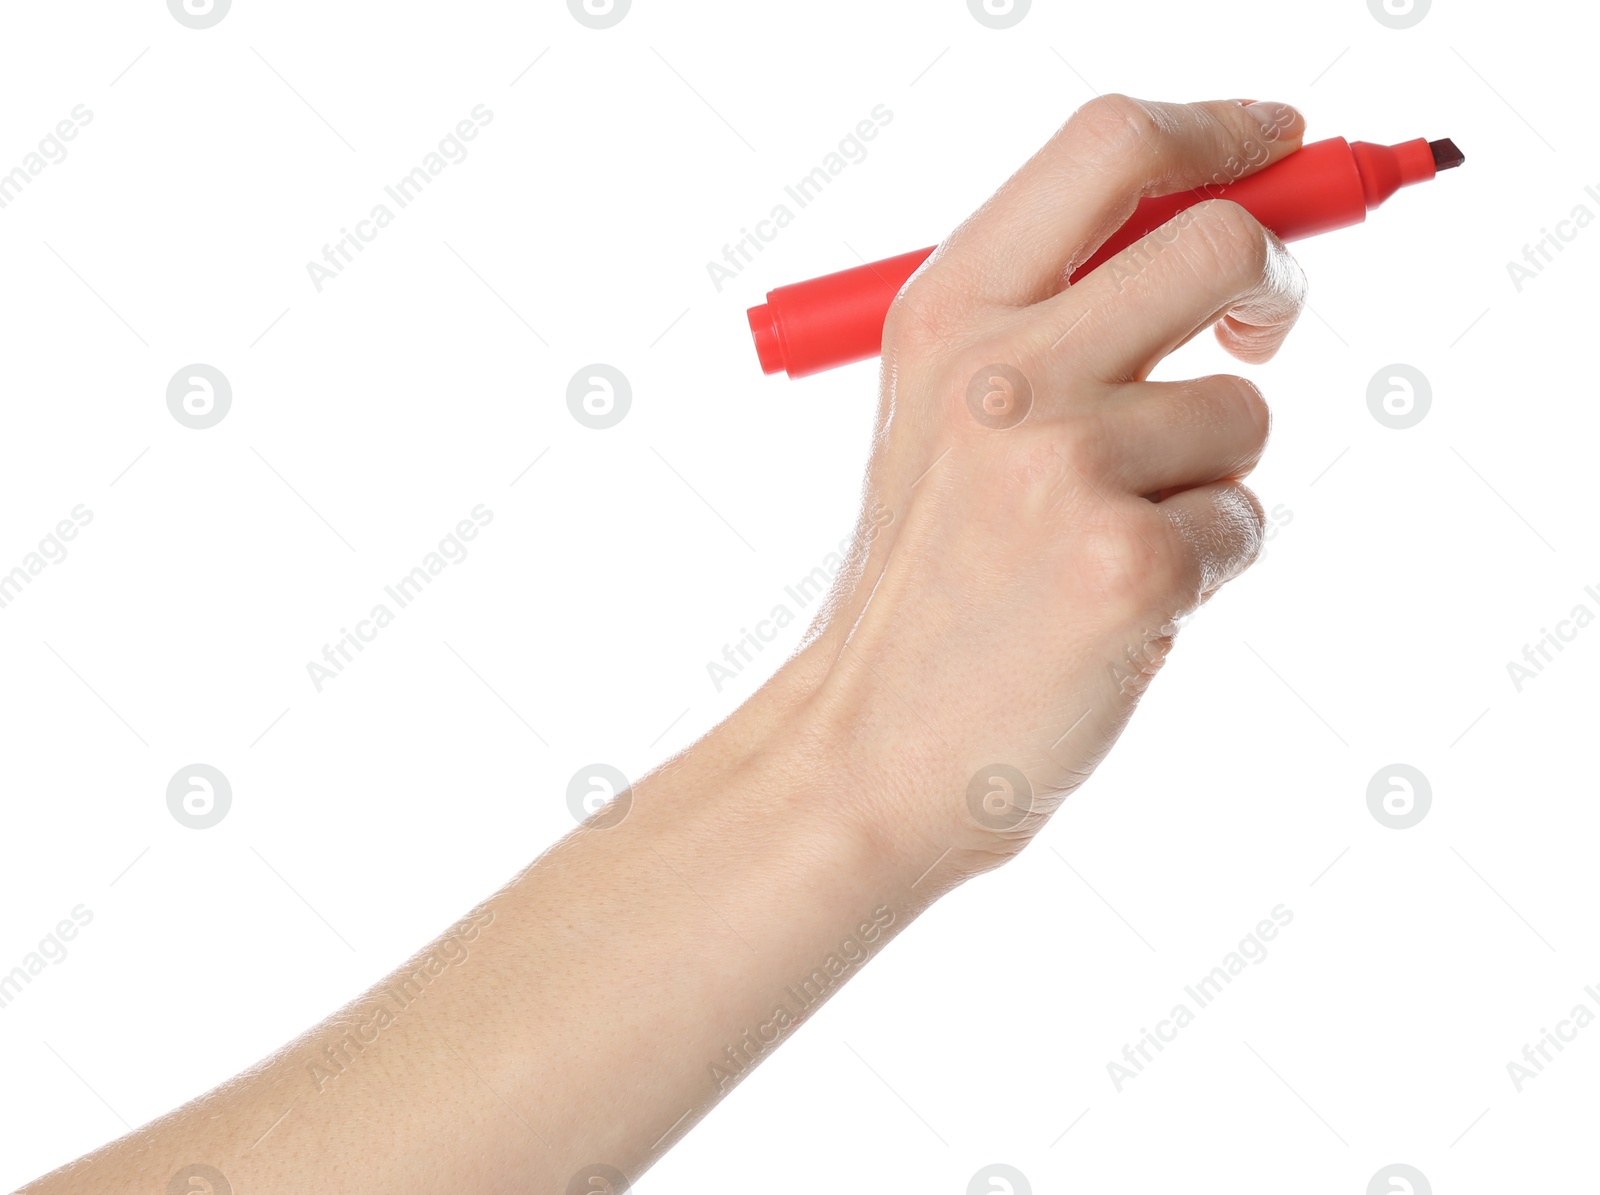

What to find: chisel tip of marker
left=1429, top=138, right=1465, bottom=171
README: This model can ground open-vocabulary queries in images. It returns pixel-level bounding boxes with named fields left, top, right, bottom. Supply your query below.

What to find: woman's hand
left=788, top=96, right=1309, bottom=881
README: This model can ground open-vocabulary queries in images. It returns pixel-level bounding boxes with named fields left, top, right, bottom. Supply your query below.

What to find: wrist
left=712, top=653, right=982, bottom=901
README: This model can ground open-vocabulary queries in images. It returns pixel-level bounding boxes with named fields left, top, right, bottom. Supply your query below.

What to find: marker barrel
left=749, top=137, right=1440, bottom=378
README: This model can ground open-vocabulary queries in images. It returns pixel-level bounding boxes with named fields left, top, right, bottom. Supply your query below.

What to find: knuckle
left=881, top=294, right=928, bottom=354
left=1277, top=242, right=1311, bottom=306
left=948, top=339, right=1037, bottom=432
left=1078, top=512, right=1186, bottom=614
left=881, top=255, right=983, bottom=358
left=882, top=281, right=952, bottom=355
left=1208, top=485, right=1268, bottom=583
left=1229, top=485, right=1269, bottom=570
left=963, top=415, right=1094, bottom=522
left=1229, top=482, right=1267, bottom=538
left=960, top=433, right=1076, bottom=532
left=1067, top=94, right=1159, bottom=165
left=1054, top=415, right=1112, bottom=479
left=1003, top=435, right=1074, bottom=500
left=1243, top=484, right=1268, bottom=535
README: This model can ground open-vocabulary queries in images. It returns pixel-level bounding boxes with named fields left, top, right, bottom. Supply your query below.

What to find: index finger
left=926, top=96, right=1305, bottom=310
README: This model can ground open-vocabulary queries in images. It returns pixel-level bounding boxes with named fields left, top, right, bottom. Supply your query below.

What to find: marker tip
left=1429, top=138, right=1465, bottom=171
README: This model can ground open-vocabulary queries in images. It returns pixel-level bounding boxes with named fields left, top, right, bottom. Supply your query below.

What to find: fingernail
left=1243, top=101, right=1298, bottom=136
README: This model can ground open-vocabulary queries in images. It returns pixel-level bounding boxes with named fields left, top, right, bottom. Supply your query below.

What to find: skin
left=23, top=95, right=1309, bottom=1194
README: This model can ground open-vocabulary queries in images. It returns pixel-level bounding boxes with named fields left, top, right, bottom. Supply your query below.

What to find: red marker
left=747, top=136, right=1465, bottom=378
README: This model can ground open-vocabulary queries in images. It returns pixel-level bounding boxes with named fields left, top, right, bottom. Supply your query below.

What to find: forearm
left=25, top=663, right=941, bottom=1194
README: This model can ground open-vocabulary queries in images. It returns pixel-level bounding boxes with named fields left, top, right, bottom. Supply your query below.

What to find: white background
left=0, top=0, right=1593, bottom=1191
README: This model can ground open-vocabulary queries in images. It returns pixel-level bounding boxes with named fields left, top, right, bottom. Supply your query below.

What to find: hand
left=787, top=96, right=1309, bottom=879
